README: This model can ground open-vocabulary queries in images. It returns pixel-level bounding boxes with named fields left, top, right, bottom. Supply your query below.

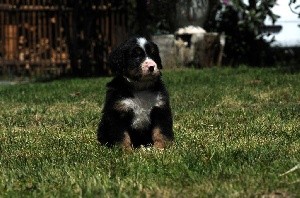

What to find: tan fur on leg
left=122, top=131, right=133, bottom=151
left=152, top=127, right=167, bottom=149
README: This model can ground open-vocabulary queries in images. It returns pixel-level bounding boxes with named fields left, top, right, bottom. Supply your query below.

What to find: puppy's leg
left=98, top=114, right=131, bottom=148
left=151, top=107, right=174, bottom=149
left=152, top=127, right=168, bottom=149
left=122, top=131, right=133, bottom=151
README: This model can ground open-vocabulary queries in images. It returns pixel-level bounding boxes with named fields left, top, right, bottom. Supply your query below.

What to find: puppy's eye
left=150, top=47, right=156, bottom=54
left=146, top=45, right=158, bottom=56
left=132, top=48, right=144, bottom=58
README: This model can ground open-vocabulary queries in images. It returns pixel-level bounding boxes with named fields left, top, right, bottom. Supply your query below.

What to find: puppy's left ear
left=108, top=45, right=126, bottom=75
left=156, top=55, right=163, bottom=70
left=152, top=42, right=163, bottom=69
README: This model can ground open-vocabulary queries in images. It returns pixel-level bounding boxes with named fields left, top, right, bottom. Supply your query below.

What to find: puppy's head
left=108, top=37, right=162, bottom=81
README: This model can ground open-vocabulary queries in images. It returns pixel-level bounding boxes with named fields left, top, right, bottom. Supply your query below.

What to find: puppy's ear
left=156, top=55, right=163, bottom=70
left=151, top=42, right=163, bottom=69
left=108, top=46, right=126, bottom=75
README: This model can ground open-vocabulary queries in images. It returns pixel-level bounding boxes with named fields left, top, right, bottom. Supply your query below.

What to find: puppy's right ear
left=108, top=46, right=126, bottom=75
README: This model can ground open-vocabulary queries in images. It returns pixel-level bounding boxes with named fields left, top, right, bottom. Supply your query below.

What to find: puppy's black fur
left=97, top=37, right=174, bottom=149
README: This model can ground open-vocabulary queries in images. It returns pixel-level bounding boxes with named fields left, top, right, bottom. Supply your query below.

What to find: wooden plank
left=0, top=9, right=4, bottom=57
left=4, top=25, right=17, bottom=60
left=0, top=0, right=128, bottom=78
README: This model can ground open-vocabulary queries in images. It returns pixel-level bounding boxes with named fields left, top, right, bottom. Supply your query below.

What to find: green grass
left=0, top=67, right=299, bottom=197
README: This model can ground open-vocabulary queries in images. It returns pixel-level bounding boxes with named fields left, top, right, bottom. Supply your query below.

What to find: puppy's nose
left=148, top=66, right=154, bottom=72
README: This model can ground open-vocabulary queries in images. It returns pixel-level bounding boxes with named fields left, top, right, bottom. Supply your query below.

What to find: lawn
left=0, top=67, right=299, bottom=197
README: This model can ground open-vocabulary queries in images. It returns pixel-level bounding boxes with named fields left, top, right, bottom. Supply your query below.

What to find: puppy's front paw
left=152, top=127, right=168, bottom=150
left=121, top=131, right=133, bottom=152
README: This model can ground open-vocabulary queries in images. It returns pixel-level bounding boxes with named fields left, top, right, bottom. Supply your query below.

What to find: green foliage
left=233, top=0, right=279, bottom=35
left=289, top=0, right=300, bottom=17
left=127, top=0, right=177, bottom=37
left=206, top=0, right=279, bottom=66
left=0, top=68, right=300, bottom=197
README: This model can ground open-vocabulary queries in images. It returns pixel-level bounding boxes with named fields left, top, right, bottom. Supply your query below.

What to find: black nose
left=149, top=66, right=154, bottom=72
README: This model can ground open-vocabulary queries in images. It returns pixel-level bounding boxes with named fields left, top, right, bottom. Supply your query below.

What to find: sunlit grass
left=0, top=67, right=299, bottom=197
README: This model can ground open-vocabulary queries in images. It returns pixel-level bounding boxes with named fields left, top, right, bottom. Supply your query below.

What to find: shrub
left=205, top=0, right=279, bottom=66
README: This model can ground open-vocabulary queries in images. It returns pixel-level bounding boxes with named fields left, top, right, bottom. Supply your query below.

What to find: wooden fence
left=0, top=0, right=127, bottom=79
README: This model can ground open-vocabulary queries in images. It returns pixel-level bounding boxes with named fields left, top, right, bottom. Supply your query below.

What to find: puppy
left=97, top=37, right=174, bottom=150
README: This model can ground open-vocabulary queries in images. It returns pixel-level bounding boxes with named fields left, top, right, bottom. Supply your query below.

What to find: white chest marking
left=120, top=91, right=165, bottom=130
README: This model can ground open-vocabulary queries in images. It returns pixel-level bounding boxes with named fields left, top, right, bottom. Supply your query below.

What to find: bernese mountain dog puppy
left=97, top=37, right=174, bottom=150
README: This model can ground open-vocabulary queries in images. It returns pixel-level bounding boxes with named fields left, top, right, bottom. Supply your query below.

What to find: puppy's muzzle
left=142, top=58, right=158, bottom=75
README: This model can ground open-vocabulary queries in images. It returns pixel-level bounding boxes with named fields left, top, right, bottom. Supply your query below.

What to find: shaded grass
left=0, top=67, right=299, bottom=197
